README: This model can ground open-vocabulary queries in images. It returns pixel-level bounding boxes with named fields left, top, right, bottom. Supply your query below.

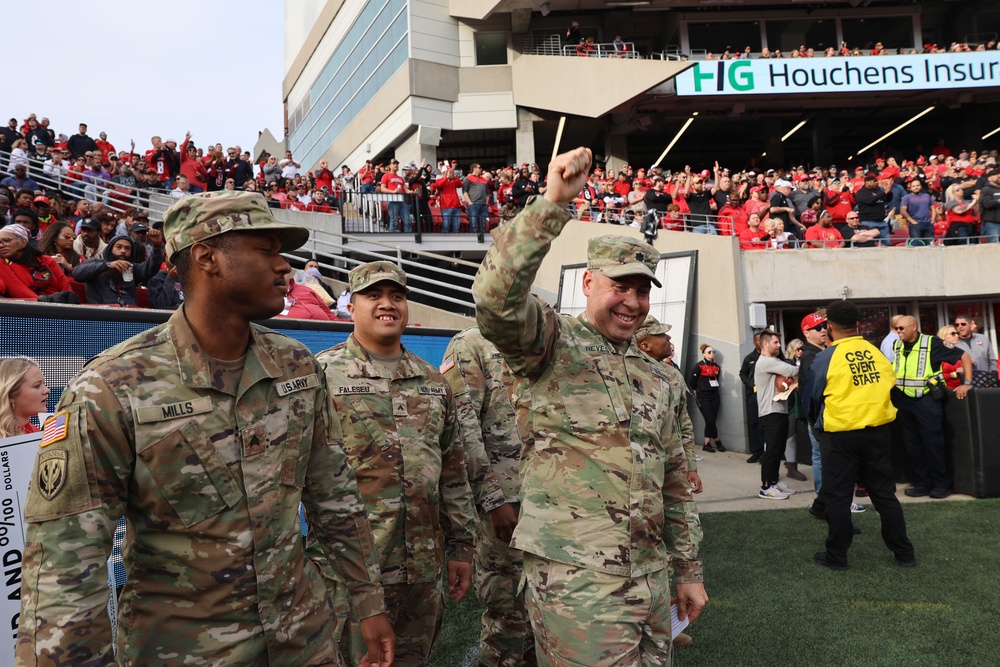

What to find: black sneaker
left=813, top=552, right=848, bottom=571
left=855, top=486, right=868, bottom=498
left=746, top=453, right=761, bottom=463
left=808, top=505, right=826, bottom=520
left=929, top=488, right=951, bottom=499
left=896, top=554, right=918, bottom=568
left=703, top=443, right=716, bottom=453
left=904, top=487, right=930, bottom=497
left=715, top=441, right=727, bottom=452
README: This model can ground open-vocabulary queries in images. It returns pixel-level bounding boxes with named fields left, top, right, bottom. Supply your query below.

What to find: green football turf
left=429, top=499, right=1000, bottom=666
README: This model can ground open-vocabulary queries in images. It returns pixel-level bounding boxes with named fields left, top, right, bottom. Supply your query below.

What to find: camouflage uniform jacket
left=442, top=327, right=523, bottom=513
left=472, top=196, right=703, bottom=582
left=17, top=308, right=384, bottom=667
left=661, top=361, right=698, bottom=474
left=317, top=334, right=476, bottom=586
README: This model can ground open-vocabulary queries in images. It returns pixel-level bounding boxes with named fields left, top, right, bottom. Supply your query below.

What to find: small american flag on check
left=40, top=412, right=68, bottom=448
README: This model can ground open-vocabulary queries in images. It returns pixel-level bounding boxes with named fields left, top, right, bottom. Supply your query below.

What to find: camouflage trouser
left=475, top=510, right=536, bottom=667
left=522, top=554, right=672, bottom=667
left=340, top=579, right=445, bottom=667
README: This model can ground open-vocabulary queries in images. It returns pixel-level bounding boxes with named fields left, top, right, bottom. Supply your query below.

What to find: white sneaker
left=694, top=454, right=704, bottom=462
left=850, top=503, right=867, bottom=513
left=775, top=481, right=796, bottom=495
left=758, top=485, right=790, bottom=500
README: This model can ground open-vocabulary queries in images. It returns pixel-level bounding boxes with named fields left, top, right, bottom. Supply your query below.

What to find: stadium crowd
left=2, top=112, right=999, bottom=307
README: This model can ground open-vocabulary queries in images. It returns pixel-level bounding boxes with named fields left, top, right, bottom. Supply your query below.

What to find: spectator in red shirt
left=824, top=178, right=856, bottom=223
left=357, top=160, right=376, bottom=194
left=314, top=160, right=334, bottom=192
left=744, top=185, right=771, bottom=221
left=278, top=274, right=337, bottom=321
left=308, top=189, right=336, bottom=214
left=803, top=211, right=844, bottom=248
left=739, top=212, right=768, bottom=250
left=717, top=193, right=746, bottom=237
left=434, top=165, right=464, bottom=233
left=179, top=132, right=209, bottom=193
left=378, top=159, right=412, bottom=232
left=95, top=132, right=116, bottom=163
left=0, top=221, right=74, bottom=298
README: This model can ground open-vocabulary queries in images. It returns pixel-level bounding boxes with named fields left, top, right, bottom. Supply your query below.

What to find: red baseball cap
left=801, top=312, right=827, bottom=332
left=33, top=196, right=51, bottom=205
left=699, top=169, right=711, bottom=179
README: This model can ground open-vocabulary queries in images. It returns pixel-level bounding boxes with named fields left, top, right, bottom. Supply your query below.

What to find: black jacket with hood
left=72, top=234, right=163, bottom=306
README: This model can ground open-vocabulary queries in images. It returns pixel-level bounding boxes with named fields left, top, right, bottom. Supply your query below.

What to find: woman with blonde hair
left=936, top=325, right=966, bottom=389
left=783, top=338, right=808, bottom=481
left=0, top=357, right=50, bottom=438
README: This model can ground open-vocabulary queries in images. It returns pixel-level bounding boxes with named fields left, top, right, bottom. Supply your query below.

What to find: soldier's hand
left=358, top=613, right=395, bottom=667
left=675, top=583, right=709, bottom=623
left=447, top=560, right=472, bottom=603
left=687, top=471, right=703, bottom=494
left=488, top=503, right=518, bottom=544
left=543, top=147, right=592, bottom=209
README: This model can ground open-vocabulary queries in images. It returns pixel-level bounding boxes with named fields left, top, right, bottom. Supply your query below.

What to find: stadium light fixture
left=983, top=125, right=1000, bottom=141
left=655, top=113, right=697, bottom=166
left=552, top=116, right=567, bottom=158
left=856, top=106, right=935, bottom=156
left=781, top=119, right=809, bottom=143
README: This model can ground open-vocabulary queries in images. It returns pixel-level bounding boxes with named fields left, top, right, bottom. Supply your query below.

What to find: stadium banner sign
left=675, top=52, right=1000, bottom=96
left=1, top=431, right=42, bottom=661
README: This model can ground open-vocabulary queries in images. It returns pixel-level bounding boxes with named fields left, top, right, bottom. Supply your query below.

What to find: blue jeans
left=981, top=221, right=1000, bottom=244
left=907, top=221, right=933, bottom=246
left=861, top=220, right=889, bottom=245
left=467, top=203, right=488, bottom=235
left=441, top=207, right=461, bottom=233
left=387, top=201, right=411, bottom=233
left=360, top=183, right=375, bottom=194
left=691, top=223, right=717, bottom=235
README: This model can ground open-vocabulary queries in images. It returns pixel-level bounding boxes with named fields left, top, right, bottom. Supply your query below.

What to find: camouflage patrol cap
left=162, top=191, right=310, bottom=260
left=349, top=260, right=408, bottom=293
left=634, top=315, right=672, bottom=339
left=587, top=235, right=662, bottom=287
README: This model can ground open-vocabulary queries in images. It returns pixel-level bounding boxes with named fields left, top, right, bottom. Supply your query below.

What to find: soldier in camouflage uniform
left=634, top=315, right=702, bottom=650
left=472, top=147, right=708, bottom=667
left=17, top=191, right=395, bottom=667
left=316, top=261, right=477, bottom=667
left=634, top=316, right=703, bottom=496
left=442, top=327, right=536, bottom=667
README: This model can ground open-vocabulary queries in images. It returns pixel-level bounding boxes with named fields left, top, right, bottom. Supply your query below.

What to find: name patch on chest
left=418, top=386, right=447, bottom=396
left=135, top=397, right=214, bottom=424
left=585, top=345, right=613, bottom=354
left=335, top=384, right=374, bottom=395
left=276, top=373, right=319, bottom=396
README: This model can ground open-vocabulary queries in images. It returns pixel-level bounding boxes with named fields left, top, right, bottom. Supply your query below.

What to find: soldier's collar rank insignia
left=37, top=448, right=67, bottom=500
left=39, top=411, right=69, bottom=448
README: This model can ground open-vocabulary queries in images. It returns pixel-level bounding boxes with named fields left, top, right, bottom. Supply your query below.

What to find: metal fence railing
left=293, top=228, right=481, bottom=315
left=561, top=42, right=638, bottom=58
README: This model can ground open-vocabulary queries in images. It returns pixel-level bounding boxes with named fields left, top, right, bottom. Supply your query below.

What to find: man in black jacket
left=979, top=168, right=1000, bottom=244
left=66, top=123, right=99, bottom=159
left=73, top=233, right=164, bottom=306
left=739, top=333, right=765, bottom=463
left=854, top=172, right=891, bottom=246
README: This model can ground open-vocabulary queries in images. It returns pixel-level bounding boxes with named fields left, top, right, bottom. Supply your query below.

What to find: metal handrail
left=293, top=227, right=480, bottom=312
left=561, top=42, right=639, bottom=58
left=0, top=149, right=161, bottom=220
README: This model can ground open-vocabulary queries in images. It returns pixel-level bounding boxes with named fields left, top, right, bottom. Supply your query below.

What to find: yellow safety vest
left=892, top=334, right=943, bottom=398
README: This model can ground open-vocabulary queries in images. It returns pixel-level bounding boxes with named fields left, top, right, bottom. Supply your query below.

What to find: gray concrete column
left=516, top=107, right=540, bottom=166
left=604, top=134, right=628, bottom=174
left=394, top=127, right=439, bottom=168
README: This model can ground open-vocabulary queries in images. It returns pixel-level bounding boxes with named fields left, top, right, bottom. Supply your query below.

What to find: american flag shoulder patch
left=40, top=411, right=70, bottom=448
